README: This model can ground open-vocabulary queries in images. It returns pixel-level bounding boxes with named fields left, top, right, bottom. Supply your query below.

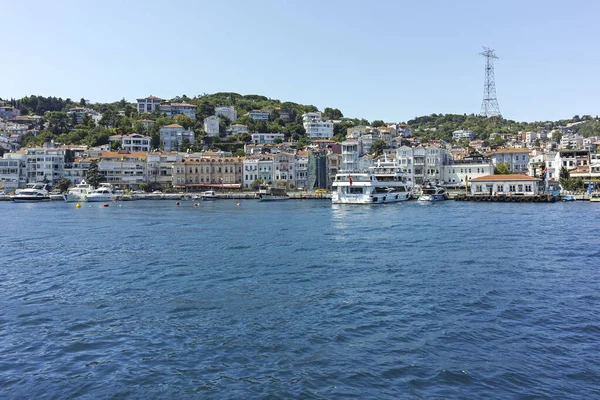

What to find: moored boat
left=63, top=181, right=93, bottom=202
left=86, top=183, right=116, bottom=202
left=418, top=184, right=448, bottom=202
left=11, top=183, right=51, bottom=202
left=257, top=185, right=289, bottom=201
left=201, top=190, right=218, bottom=201
left=590, top=192, right=600, bottom=202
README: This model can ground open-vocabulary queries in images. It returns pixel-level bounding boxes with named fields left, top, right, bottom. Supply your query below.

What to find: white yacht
left=332, top=162, right=412, bottom=204
left=63, top=181, right=94, bottom=202
left=418, top=184, right=448, bottom=202
left=201, top=190, right=219, bottom=201
left=86, top=183, right=116, bottom=202
left=11, top=183, right=51, bottom=203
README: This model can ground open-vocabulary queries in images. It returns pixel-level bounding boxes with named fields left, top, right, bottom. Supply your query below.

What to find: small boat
left=201, top=190, right=218, bottom=201
left=590, top=192, right=600, bottom=203
left=562, top=195, right=575, bottom=202
left=49, top=190, right=64, bottom=201
left=86, top=183, right=116, bottom=202
left=418, top=184, right=448, bottom=202
left=63, top=181, right=94, bottom=202
left=11, top=183, right=51, bottom=202
left=257, top=185, right=289, bottom=201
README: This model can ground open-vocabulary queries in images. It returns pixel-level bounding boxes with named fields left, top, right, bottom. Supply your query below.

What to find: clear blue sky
left=2, top=0, right=599, bottom=123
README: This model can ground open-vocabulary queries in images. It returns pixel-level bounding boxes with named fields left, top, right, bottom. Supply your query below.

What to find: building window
left=509, top=185, right=516, bottom=192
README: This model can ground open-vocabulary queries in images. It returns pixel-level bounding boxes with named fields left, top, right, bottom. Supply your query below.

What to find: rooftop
left=470, top=174, right=539, bottom=182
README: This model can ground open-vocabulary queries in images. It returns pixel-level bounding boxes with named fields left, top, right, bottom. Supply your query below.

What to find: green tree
left=56, top=178, right=71, bottom=193
left=250, top=179, right=265, bottom=190
left=371, top=120, right=385, bottom=127
left=370, top=140, right=386, bottom=156
left=139, top=182, right=149, bottom=192
left=234, top=148, right=245, bottom=157
left=494, top=162, right=511, bottom=175
left=323, top=107, right=343, bottom=120
left=86, top=160, right=104, bottom=188
left=559, top=166, right=570, bottom=189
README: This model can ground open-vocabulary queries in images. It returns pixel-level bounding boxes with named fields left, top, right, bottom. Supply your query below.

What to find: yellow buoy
left=75, top=203, right=81, bottom=208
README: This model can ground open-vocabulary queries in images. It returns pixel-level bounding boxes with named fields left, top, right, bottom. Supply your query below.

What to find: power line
left=479, top=47, right=501, bottom=118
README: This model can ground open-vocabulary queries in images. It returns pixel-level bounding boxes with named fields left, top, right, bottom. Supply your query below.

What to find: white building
left=243, top=157, right=260, bottom=188
left=67, top=107, right=101, bottom=125
left=302, top=112, right=334, bottom=140
left=109, top=134, right=151, bottom=153
left=273, top=152, right=294, bottom=186
left=560, top=133, right=584, bottom=149
left=228, top=124, right=249, bottom=136
left=247, top=110, right=270, bottom=121
left=146, top=152, right=182, bottom=189
left=160, top=102, right=197, bottom=120
left=488, top=148, right=531, bottom=173
left=215, top=106, right=237, bottom=122
left=295, top=151, right=308, bottom=189
left=396, top=145, right=452, bottom=184
left=0, top=152, right=26, bottom=190
left=137, top=96, right=162, bottom=113
left=341, top=139, right=360, bottom=171
left=251, top=133, right=285, bottom=144
left=469, top=175, right=541, bottom=195
left=452, top=129, right=476, bottom=141
left=138, top=119, right=155, bottom=130
left=159, top=124, right=195, bottom=151
left=442, top=154, right=494, bottom=185
left=258, top=156, right=274, bottom=183
left=204, top=116, right=220, bottom=137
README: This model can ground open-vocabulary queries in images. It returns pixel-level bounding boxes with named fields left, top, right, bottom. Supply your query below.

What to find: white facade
left=341, top=140, right=360, bottom=172
left=452, top=129, right=476, bottom=141
left=469, top=175, right=540, bottom=195
left=247, top=111, right=270, bottom=121
left=302, top=112, right=334, bottom=140
left=258, top=157, right=274, bottom=183
left=396, top=145, right=452, bottom=184
left=204, top=116, right=220, bottom=137
left=159, top=124, right=195, bottom=151
left=273, top=153, right=294, bottom=185
left=0, top=152, right=26, bottom=190
left=488, top=149, right=531, bottom=173
left=243, top=157, right=260, bottom=188
left=560, top=133, right=584, bottom=149
left=146, top=152, right=182, bottom=188
left=442, top=156, right=494, bottom=185
left=251, top=133, right=285, bottom=144
left=228, top=124, right=249, bottom=135
left=295, top=152, right=308, bottom=189
left=215, top=106, right=237, bottom=122
left=109, top=134, right=151, bottom=152
left=160, top=103, right=197, bottom=120
left=137, top=96, right=162, bottom=113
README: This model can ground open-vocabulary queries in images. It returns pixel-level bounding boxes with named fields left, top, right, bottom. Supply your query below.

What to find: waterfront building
left=341, top=139, right=360, bottom=171
left=294, top=151, right=308, bottom=189
left=159, top=124, right=194, bottom=151
left=204, top=116, right=220, bottom=137
left=246, top=110, right=270, bottom=121
left=488, top=148, right=531, bottom=173
left=0, top=152, right=26, bottom=190
left=251, top=133, right=285, bottom=144
left=160, top=102, right=197, bottom=120
left=215, top=106, right=237, bottom=122
left=326, top=151, right=342, bottom=189
left=442, top=153, right=494, bottom=185
left=172, top=157, right=243, bottom=191
left=146, top=152, right=182, bottom=189
left=396, top=145, right=452, bottom=185
left=273, top=152, right=295, bottom=187
left=469, top=174, right=541, bottom=195
left=243, top=156, right=260, bottom=188
left=91, top=151, right=147, bottom=189
left=452, top=129, right=476, bottom=141
left=109, top=134, right=151, bottom=153
left=258, top=156, right=274, bottom=183
left=137, top=95, right=162, bottom=113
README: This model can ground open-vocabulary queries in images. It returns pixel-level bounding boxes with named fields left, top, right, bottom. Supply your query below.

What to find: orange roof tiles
left=470, top=174, right=539, bottom=181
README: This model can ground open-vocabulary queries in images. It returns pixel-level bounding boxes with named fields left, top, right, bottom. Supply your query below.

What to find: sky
left=2, top=0, right=599, bottom=123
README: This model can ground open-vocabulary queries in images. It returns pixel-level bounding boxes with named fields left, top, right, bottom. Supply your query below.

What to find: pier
left=453, top=194, right=557, bottom=203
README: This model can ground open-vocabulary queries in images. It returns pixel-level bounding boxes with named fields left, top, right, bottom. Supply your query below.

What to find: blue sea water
left=0, top=199, right=599, bottom=399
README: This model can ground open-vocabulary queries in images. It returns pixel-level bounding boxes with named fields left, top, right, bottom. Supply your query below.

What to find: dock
left=452, top=194, right=557, bottom=203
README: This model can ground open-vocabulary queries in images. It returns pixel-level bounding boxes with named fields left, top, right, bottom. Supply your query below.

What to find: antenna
left=479, top=47, right=501, bottom=117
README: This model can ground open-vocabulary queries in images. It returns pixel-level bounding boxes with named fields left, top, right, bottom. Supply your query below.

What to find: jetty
left=453, top=193, right=556, bottom=203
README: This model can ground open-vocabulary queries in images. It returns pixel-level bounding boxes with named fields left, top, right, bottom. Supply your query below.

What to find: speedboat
left=86, top=183, right=115, bottom=202
left=590, top=192, right=600, bottom=203
left=11, top=183, right=51, bottom=202
left=201, top=190, right=218, bottom=201
left=49, top=190, right=64, bottom=201
left=562, top=195, right=575, bottom=202
left=257, top=185, right=289, bottom=201
left=418, top=184, right=448, bottom=202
